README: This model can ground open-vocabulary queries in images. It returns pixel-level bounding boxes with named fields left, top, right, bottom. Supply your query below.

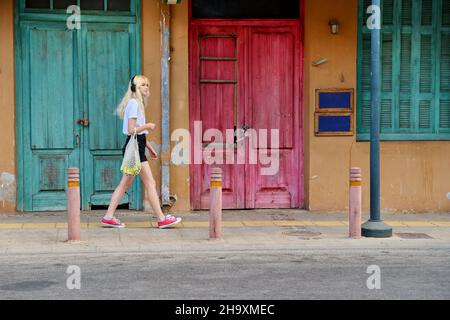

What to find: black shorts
left=122, top=134, right=147, bottom=163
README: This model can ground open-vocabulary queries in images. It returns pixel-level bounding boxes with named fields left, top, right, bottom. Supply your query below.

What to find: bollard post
left=209, top=167, right=222, bottom=239
left=67, top=167, right=81, bottom=241
left=349, top=167, right=362, bottom=239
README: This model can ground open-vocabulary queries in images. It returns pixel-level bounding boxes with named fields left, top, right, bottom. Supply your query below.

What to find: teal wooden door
left=16, top=1, right=142, bottom=211
left=18, top=21, right=81, bottom=211
left=80, top=22, right=140, bottom=209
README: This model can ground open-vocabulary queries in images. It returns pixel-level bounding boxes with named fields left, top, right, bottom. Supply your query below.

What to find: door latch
left=77, top=118, right=90, bottom=127
left=234, top=124, right=250, bottom=144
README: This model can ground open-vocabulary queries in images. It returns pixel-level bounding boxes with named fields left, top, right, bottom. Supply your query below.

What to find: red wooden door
left=190, top=23, right=303, bottom=210
left=190, top=26, right=246, bottom=209
left=246, top=26, right=302, bottom=209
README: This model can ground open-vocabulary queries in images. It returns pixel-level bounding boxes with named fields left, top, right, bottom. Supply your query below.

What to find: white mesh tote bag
left=120, top=132, right=142, bottom=176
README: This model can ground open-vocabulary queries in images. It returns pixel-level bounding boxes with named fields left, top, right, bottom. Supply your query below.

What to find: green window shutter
left=419, top=100, right=432, bottom=129
left=421, top=0, right=433, bottom=25
left=357, top=0, right=450, bottom=140
left=381, top=32, right=394, bottom=131
left=361, top=100, right=372, bottom=129
left=441, top=33, right=450, bottom=92
left=420, top=35, right=432, bottom=93
left=402, top=0, right=413, bottom=25
left=441, top=31, right=450, bottom=131
left=383, top=0, right=394, bottom=25
left=400, top=99, right=412, bottom=128
left=400, top=33, right=412, bottom=94
left=440, top=100, right=450, bottom=129
left=358, top=32, right=372, bottom=133
left=381, top=100, right=393, bottom=129
left=361, top=34, right=372, bottom=93
left=443, top=0, right=450, bottom=25
left=382, top=33, right=393, bottom=92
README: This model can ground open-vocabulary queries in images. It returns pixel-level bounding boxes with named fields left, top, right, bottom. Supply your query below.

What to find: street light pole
left=362, top=0, right=392, bottom=238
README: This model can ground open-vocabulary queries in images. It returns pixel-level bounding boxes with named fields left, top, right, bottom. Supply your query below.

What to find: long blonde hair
left=116, top=75, right=150, bottom=119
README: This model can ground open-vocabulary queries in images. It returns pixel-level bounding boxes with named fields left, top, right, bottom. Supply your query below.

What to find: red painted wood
left=246, top=26, right=301, bottom=209
left=189, top=17, right=304, bottom=210
left=190, top=25, right=246, bottom=209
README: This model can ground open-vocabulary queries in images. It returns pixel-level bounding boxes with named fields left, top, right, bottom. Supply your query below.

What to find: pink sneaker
left=158, top=215, right=182, bottom=229
left=101, top=216, right=125, bottom=228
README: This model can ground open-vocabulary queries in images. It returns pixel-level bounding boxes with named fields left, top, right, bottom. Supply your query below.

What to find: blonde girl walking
left=101, top=75, right=182, bottom=229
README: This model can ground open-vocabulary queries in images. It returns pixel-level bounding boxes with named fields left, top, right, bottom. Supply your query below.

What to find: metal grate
left=396, top=233, right=433, bottom=239
left=283, top=230, right=322, bottom=239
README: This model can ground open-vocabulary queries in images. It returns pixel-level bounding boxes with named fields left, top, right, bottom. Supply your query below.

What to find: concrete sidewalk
left=0, top=209, right=449, bottom=254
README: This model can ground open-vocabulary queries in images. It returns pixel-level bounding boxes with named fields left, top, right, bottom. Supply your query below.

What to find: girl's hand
left=146, top=145, right=158, bottom=160
left=146, top=123, right=156, bottom=131
left=149, top=148, right=158, bottom=160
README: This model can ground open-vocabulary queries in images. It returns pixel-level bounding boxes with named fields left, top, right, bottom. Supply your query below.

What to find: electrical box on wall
left=314, top=89, right=354, bottom=136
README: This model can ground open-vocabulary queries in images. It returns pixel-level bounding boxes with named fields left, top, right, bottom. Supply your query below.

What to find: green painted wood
left=16, top=0, right=142, bottom=211
left=18, top=21, right=80, bottom=211
left=392, top=0, right=401, bottom=132
left=29, top=27, right=75, bottom=149
left=357, top=0, right=450, bottom=141
left=81, top=22, right=139, bottom=210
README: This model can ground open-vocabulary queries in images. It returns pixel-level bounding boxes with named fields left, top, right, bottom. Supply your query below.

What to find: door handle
left=77, top=118, right=90, bottom=127
left=76, top=133, right=80, bottom=146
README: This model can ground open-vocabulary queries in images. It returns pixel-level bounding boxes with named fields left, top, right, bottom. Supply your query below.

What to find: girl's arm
left=145, top=140, right=158, bottom=160
left=128, top=118, right=155, bottom=135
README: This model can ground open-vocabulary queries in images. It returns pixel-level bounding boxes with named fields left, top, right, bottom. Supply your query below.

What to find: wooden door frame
left=188, top=1, right=305, bottom=209
left=14, top=0, right=143, bottom=211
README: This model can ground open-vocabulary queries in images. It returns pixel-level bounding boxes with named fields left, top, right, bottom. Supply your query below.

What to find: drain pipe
left=160, top=4, right=176, bottom=209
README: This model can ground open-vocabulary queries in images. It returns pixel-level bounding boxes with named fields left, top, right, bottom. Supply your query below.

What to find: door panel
left=86, top=28, right=130, bottom=150
left=81, top=23, right=137, bottom=209
left=247, top=27, right=300, bottom=208
left=23, top=22, right=80, bottom=211
left=250, top=29, right=294, bottom=149
left=192, top=26, right=245, bottom=209
left=30, top=28, right=76, bottom=150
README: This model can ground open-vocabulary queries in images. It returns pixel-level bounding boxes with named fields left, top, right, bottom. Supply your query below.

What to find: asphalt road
left=0, top=247, right=449, bottom=300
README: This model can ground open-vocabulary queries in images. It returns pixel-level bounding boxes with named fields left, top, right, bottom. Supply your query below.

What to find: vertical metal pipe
left=362, top=0, right=392, bottom=238
left=370, top=0, right=381, bottom=222
left=161, top=5, right=171, bottom=206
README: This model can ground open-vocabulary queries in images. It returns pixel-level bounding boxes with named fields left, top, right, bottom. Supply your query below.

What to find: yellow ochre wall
left=0, top=0, right=17, bottom=212
left=141, top=0, right=190, bottom=213
left=303, top=0, right=450, bottom=213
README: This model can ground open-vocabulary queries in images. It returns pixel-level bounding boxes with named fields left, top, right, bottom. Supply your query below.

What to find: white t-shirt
left=122, top=99, right=148, bottom=135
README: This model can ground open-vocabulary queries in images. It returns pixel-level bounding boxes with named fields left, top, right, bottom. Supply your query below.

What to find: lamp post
left=362, top=0, right=392, bottom=238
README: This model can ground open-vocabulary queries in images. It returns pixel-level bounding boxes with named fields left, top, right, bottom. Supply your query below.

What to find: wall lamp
left=329, top=19, right=340, bottom=35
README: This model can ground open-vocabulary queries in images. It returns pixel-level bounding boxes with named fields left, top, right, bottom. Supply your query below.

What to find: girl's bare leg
left=139, top=161, right=165, bottom=221
left=105, top=175, right=135, bottom=218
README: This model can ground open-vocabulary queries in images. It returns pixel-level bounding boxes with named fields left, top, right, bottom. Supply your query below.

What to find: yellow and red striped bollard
left=67, top=167, right=81, bottom=241
left=209, top=167, right=222, bottom=239
left=349, top=167, right=362, bottom=239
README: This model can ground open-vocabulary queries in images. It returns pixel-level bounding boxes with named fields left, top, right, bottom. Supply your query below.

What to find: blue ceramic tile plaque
left=315, top=89, right=354, bottom=136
